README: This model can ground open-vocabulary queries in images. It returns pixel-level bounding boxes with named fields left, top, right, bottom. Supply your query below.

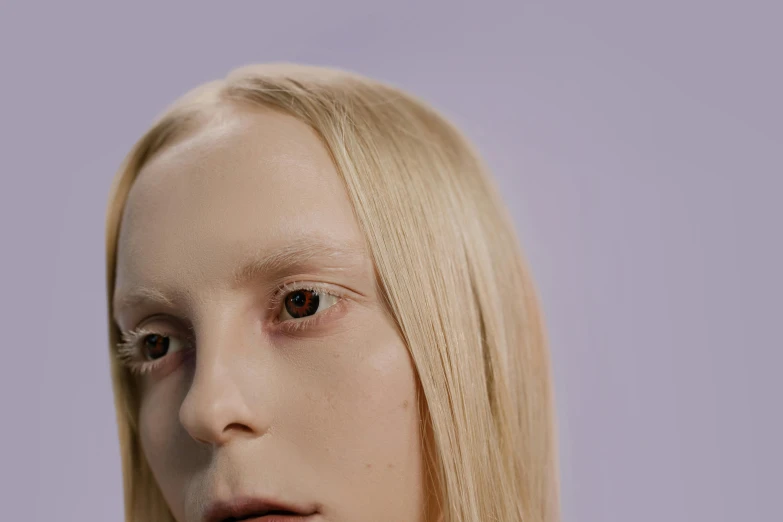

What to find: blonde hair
left=105, top=63, right=560, bottom=522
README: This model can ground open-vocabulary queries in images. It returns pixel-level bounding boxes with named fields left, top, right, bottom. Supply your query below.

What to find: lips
left=220, top=514, right=308, bottom=522
left=204, top=496, right=318, bottom=522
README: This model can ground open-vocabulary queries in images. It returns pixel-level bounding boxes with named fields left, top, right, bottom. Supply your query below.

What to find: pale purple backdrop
left=1, top=2, right=780, bottom=521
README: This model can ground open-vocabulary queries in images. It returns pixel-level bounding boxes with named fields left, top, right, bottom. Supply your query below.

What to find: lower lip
left=243, top=514, right=315, bottom=522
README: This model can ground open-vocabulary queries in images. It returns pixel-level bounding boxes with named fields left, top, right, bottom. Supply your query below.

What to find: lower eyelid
left=134, top=348, right=192, bottom=378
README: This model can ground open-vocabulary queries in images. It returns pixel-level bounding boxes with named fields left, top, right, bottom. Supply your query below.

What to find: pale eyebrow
left=231, top=237, right=368, bottom=288
left=112, top=237, right=368, bottom=323
left=112, top=287, right=177, bottom=320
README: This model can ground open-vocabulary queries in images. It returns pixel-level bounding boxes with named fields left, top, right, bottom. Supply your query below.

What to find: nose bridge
left=178, top=306, right=269, bottom=446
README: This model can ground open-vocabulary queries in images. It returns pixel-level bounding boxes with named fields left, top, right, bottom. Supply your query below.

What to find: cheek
left=139, top=375, right=183, bottom=450
left=350, top=342, right=420, bottom=443
left=290, top=321, right=425, bottom=515
left=310, top=335, right=419, bottom=445
left=137, top=373, right=197, bottom=515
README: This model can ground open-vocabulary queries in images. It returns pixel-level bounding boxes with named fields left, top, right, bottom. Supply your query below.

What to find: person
left=104, top=63, right=561, bottom=522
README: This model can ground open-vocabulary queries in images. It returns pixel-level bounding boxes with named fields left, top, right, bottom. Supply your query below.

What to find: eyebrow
left=112, top=237, right=368, bottom=323
left=231, top=237, right=367, bottom=287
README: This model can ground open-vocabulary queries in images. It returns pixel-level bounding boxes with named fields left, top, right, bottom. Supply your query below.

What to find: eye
left=140, top=333, right=187, bottom=361
left=116, top=325, right=192, bottom=375
left=278, top=286, right=340, bottom=321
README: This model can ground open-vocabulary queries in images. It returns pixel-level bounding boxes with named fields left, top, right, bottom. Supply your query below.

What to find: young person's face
left=112, top=106, right=426, bottom=522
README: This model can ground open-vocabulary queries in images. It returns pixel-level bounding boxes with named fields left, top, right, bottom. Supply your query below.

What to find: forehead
left=115, top=106, right=364, bottom=297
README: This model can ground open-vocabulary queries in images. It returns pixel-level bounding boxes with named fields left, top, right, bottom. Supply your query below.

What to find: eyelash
left=115, top=281, right=346, bottom=375
left=116, top=325, right=189, bottom=376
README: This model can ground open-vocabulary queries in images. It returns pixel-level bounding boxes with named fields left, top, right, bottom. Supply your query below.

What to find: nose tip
left=178, top=365, right=264, bottom=447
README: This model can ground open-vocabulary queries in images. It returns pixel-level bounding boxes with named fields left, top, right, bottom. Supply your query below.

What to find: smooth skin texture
left=112, top=105, right=426, bottom=522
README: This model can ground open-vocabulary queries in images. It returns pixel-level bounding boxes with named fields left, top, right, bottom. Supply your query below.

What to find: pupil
left=292, top=291, right=307, bottom=307
left=144, top=334, right=169, bottom=360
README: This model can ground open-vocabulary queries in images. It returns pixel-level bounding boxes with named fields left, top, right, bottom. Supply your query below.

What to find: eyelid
left=269, top=280, right=344, bottom=310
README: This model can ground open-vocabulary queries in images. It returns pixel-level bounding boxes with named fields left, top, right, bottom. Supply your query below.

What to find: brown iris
left=143, top=334, right=170, bottom=360
left=284, top=289, right=320, bottom=319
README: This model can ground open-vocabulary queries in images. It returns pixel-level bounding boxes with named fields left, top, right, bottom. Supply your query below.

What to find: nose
left=178, top=327, right=268, bottom=446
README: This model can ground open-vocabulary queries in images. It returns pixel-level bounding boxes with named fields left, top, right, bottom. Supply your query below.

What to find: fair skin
left=112, top=105, right=427, bottom=522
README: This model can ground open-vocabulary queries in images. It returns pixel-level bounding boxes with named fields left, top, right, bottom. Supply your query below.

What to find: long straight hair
left=105, top=63, right=560, bottom=522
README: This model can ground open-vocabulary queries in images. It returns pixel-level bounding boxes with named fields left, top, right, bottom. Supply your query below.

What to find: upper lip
left=203, top=495, right=317, bottom=522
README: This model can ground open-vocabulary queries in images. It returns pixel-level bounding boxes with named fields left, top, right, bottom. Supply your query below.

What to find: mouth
left=204, top=496, right=318, bottom=522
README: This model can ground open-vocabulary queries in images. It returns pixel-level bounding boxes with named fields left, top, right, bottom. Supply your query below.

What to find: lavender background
left=1, top=2, right=780, bottom=521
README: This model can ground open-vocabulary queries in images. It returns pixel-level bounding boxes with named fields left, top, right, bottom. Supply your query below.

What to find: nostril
left=224, top=422, right=253, bottom=434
